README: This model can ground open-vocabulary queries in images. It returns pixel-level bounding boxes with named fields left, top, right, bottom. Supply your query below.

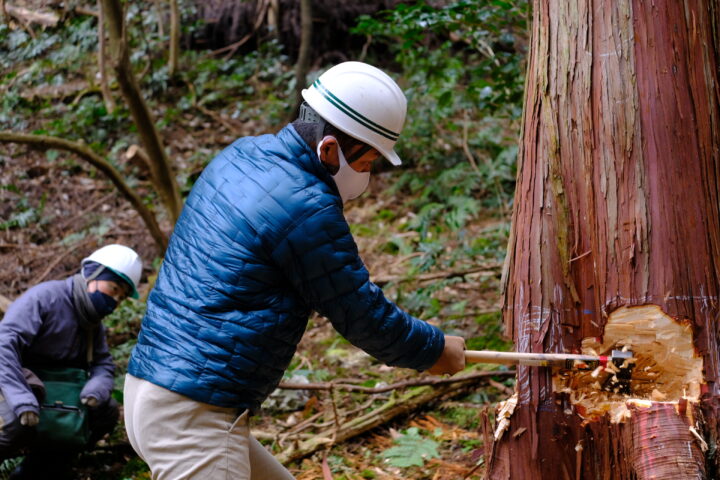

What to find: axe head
left=602, top=349, right=635, bottom=394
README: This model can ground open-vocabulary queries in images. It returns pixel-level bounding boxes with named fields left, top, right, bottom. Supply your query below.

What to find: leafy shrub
left=353, top=0, right=527, bottom=168
left=380, top=427, right=441, bottom=467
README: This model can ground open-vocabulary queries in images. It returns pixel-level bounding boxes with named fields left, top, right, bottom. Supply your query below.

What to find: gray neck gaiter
left=72, top=274, right=102, bottom=330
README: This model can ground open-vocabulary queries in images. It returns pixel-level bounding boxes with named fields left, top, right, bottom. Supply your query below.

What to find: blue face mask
left=88, top=290, right=118, bottom=318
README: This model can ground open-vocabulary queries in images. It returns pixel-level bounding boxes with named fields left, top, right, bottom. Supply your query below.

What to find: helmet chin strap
left=299, top=102, right=327, bottom=146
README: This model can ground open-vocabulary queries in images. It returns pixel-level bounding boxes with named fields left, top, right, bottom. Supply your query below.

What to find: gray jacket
left=0, top=277, right=115, bottom=416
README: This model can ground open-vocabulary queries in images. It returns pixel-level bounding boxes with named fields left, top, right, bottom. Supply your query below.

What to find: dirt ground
left=0, top=125, right=509, bottom=479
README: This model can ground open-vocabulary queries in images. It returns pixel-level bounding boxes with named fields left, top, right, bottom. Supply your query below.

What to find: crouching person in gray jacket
left=0, top=244, right=142, bottom=479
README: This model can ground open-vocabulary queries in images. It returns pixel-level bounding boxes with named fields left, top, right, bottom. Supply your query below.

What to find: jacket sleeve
left=80, top=326, right=115, bottom=404
left=271, top=204, right=445, bottom=371
left=0, top=293, right=43, bottom=416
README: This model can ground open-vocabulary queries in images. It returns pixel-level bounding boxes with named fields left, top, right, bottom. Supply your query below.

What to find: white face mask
left=317, top=137, right=370, bottom=203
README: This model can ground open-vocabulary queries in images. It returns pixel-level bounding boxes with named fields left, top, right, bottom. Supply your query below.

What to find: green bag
left=33, top=367, right=90, bottom=449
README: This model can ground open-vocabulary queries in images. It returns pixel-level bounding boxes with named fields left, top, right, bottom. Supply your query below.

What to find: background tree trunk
left=295, top=0, right=312, bottom=99
left=290, top=0, right=311, bottom=116
left=168, top=0, right=180, bottom=76
left=100, top=0, right=183, bottom=224
left=488, top=1, right=720, bottom=478
left=96, top=0, right=115, bottom=113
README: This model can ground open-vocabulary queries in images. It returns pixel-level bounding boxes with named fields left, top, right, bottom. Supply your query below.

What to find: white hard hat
left=301, top=61, right=407, bottom=166
left=81, top=244, right=142, bottom=298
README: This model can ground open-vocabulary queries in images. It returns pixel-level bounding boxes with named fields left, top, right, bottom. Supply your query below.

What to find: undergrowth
left=0, top=0, right=527, bottom=478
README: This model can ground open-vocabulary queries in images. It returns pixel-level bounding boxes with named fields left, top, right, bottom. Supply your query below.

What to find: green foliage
left=105, top=297, right=146, bottom=401
left=353, top=0, right=527, bottom=167
left=439, top=404, right=481, bottom=430
left=0, top=457, right=22, bottom=480
left=117, top=456, right=151, bottom=479
left=0, top=185, right=47, bottom=230
left=105, top=297, right=146, bottom=335
left=380, top=427, right=441, bottom=468
left=467, top=311, right=512, bottom=352
left=0, top=2, right=529, bottom=476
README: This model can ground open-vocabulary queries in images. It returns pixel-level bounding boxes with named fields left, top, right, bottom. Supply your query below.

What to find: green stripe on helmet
left=313, top=79, right=400, bottom=141
left=106, top=267, right=139, bottom=299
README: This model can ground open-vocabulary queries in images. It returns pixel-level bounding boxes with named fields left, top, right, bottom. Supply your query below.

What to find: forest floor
left=1, top=109, right=514, bottom=480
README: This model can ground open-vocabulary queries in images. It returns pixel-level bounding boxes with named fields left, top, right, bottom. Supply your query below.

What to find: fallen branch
left=5, top=4, right=58, bottom=27
left=462, top=109, right=481, bottom=174
left=75, top=7, right=99, bottom=17
left=0, top=131, right=168, bottom=251
left=372, top=264, right=502, bottom=287
left=276, top=369, right=515, bottom=464
left=278, top=370, right=514, bottom=394
left=211, top=0, right=270, bottom=60
left=30, top=237, right=95, bottom=285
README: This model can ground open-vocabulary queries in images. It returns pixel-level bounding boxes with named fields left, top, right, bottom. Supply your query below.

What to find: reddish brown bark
left=489, top=0, right=720, bottom=478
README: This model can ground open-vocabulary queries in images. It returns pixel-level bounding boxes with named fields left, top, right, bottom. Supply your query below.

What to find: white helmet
left=81, top=244, right=142, bottom=298
left=301, top=61, right=407, bottom=166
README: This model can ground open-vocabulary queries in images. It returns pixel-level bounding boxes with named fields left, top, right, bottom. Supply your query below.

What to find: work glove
left=427, top=335, right=466, bottom=376
left=19, top=411, right=39, bottom=427
left=81, top=396, right=98, bottom=408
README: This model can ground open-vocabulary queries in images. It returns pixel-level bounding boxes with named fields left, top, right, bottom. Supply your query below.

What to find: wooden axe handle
left=464, top=350, right=604, bottom=369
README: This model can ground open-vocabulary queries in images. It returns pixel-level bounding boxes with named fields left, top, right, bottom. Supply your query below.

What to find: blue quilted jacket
left=128, top=125, right=445, bottom=410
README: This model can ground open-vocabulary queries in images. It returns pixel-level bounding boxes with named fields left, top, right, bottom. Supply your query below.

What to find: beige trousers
left=124, top=374, right=294, bottom=480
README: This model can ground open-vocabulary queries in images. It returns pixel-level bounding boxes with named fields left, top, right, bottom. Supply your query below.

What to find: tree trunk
left=168, top=0, right=180, bottom=76
left=96, top=0, right=115, bottom=113
left=488, top=1, right=720, bottom=478
left=291, top=0, right=312, bottom=114
left=100, top=0, right=183, bottom=224
left=267, top=0, right=279, bottom=38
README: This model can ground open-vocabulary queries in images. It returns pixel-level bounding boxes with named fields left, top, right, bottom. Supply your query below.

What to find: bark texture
left=291, top=0, right=312, bottom=113
left=96, top=0, right=115, bottom=113
left=100, top=0, right=183, bottom=224
left=168, top=0, right=180, bottom=76
left=489, top=0, right=720, bottom=478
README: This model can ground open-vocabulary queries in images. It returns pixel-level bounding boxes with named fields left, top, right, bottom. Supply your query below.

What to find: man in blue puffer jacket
left=124, top=62, right=467, bottom=479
